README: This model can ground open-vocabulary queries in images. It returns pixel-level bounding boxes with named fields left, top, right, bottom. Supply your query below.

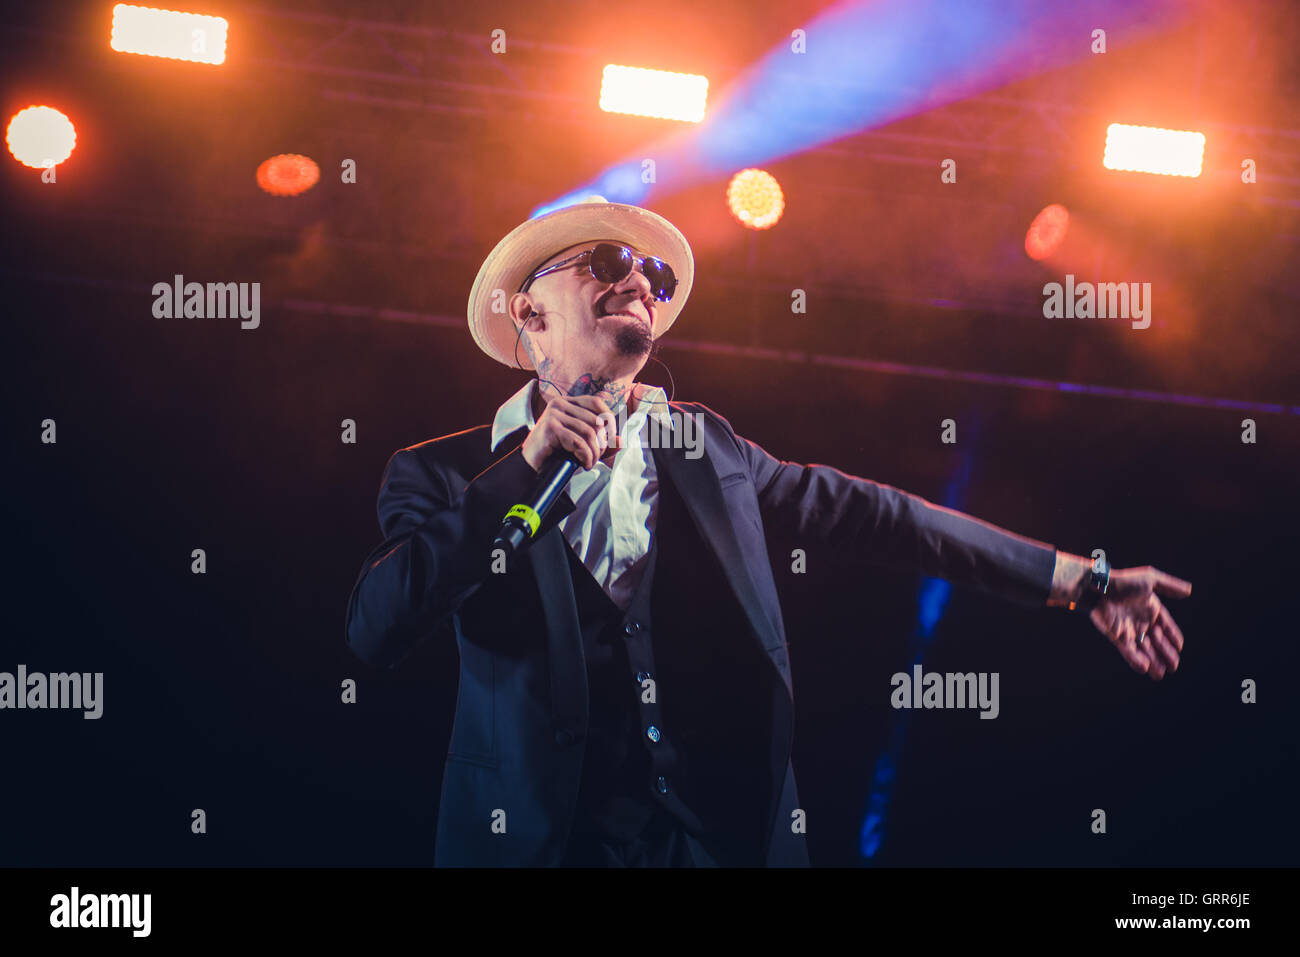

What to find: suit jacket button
left=555, top=729, right=574, bottom=747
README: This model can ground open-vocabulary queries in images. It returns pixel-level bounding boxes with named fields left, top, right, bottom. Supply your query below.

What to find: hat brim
left=468, top=200, right=694, bottom=370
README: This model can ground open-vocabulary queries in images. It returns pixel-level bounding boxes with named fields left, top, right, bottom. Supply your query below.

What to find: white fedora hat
left=467, top=195, right=694, bottom=370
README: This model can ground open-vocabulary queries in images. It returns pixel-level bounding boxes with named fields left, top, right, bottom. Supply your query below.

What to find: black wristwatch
left=1070, top=555, right=1110, bottom=613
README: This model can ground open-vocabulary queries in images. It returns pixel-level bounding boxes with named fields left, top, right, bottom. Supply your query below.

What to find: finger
left=1138, top=628, right=1166, bottom=679
left=1157, top=604, right=1185, bottom=653
left=563, top=404, right=623, bottom=448
left=557, top=430, right=595, bottom=469
left=1144, top=595, right=1176, bottom=672
left=1145, top=592, right=1162, bottom=622
left=1096, top=609, right=1149, bottom=675
left=565, top=394, right=614, bottom=418
left=1120, top=617, right=1136, bottom=646
left=556, top=413, right=605, bottom=465
left=1149, top=623, right=1180, bottom=674
left=1115, top=632, right=1152, bottom=676
left=1153, top=570, right=1192, bottom=600
left=1134, top=598, right=1168, bottom=678
left=559, top=402, right=612, bottom=432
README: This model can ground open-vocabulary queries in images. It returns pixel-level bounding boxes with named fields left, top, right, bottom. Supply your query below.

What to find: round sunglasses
left=519, top=242, right=678, bottom=302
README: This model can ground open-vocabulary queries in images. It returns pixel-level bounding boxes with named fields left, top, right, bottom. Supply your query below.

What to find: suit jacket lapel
left=651, top=439, right=783, bottom=655
left=529, top=528, right=587, bottom=736
left=494, top=425, right=585, bottom=734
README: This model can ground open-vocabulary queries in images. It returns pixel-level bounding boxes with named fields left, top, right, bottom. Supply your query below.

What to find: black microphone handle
left=530, top=449, right=583, bottom=511
left=492, top=449, right=582, bottom=557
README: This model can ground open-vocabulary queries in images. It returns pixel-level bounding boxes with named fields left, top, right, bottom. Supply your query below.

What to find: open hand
left=1090, top=567, right=1192, bottom=680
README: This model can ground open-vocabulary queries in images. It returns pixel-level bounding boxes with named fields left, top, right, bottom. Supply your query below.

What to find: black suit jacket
left=345, top=400, right=1058, bottom=866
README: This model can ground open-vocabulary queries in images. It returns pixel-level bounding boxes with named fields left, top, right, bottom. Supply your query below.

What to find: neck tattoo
left=568, top=373, right=630, bottom=418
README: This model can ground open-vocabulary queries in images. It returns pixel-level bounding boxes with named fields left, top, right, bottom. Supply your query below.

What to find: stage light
left=110, top=4, right=228, bottom=65
left=6, top=106, right=77, bottom=170
left=599, top=65, right=708, bottom=123
left=256, top=154, right=319, bottom=196
left=1103, top=123, right=1205, bottom=177
left=1025, top=203, right=1069, bottom=261
left=726, top=169, right=784, bottom=230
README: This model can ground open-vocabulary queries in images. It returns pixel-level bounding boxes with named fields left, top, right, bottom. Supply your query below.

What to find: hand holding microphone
left=493, top=391, right=625, bottom=558
left=521, top=393, right=623, bottom=471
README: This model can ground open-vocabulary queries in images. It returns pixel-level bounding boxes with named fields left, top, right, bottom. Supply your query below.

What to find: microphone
left=493, top=448, right=582, bottom=558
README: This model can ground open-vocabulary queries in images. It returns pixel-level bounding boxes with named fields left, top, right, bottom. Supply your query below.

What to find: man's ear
left=508, top=292, right=543, bottom=331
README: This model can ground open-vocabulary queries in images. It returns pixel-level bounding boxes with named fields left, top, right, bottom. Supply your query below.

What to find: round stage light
left=1025, top=203, right=1070, bottom=261
left=256, top=153, right=320, bottom=196
left=727, top=168, right=785, bottom=230
left=6, top=106, right=77, bottom=170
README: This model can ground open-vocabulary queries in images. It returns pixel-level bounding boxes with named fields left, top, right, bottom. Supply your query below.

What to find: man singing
left=344, top=196, right=1191, bottom=867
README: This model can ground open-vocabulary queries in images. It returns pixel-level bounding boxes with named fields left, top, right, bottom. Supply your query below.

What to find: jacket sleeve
left=345, top=442, right=539, bottom=669
left=703, top=407, right=1058, bottom=608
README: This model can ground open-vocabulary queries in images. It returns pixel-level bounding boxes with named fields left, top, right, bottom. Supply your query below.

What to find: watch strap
left=1069, top=555, right=1110, bottom=613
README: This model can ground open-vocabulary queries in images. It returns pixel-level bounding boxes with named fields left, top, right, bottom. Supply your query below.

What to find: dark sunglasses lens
left=589, top=243, right=632, bottom=283
left=644, top=258, right=677, bottom=301
left=590, top=243, right=676, bottom=301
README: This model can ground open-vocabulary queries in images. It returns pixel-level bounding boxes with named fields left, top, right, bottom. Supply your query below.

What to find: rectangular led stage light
left=110, top=4, right=228, bottom=65
left=1103, top=123, right=1205, bottom=177
left=599, top=65, right=708, bottom=123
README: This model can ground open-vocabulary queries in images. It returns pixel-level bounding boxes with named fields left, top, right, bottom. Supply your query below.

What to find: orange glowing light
left=726, top=169, right=784, bottom=230
left=1103, top=123, right=1205, bottom=177
left=1025, top=203, right=1070, bottom=261
left=110, top=4, right=228, bottom=65
left=599, top=65, right=708, bottom=123
left=256, top=154, right=320, bottom=196
left=6, top=106, right=77, bottom=169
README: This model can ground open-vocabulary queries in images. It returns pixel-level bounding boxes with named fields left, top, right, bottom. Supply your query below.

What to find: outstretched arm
left=722, top=416, right=1058, bottom=607
left=711, top=407, right=1193, bottom=681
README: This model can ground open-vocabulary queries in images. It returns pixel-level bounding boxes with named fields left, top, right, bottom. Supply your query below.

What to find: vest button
left=656, top=776, right=670, bottom=794
left=623, top=620, right=642, bottom=636
left=646, top=725, right=661, bottom=743
left=555, top=729, right=575, bottom=747
left=636, top=671, right=651, bottom=683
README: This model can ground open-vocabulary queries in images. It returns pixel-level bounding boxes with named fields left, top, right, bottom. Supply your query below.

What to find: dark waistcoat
left=563, top=454, right=774, bottom=865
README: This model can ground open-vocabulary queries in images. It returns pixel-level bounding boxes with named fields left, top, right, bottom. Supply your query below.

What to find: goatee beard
left=613, top=321, right=654, bottom=357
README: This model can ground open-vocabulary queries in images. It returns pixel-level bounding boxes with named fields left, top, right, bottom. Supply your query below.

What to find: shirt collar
left=490, top=378, right=673, bottom=453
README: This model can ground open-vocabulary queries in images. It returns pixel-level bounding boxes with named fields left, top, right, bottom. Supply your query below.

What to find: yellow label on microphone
left=505, top=504, right=541, bottom=537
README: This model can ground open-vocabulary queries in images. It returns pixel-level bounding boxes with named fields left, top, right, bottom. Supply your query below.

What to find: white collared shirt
left=490, top=378, right=674, bottom=610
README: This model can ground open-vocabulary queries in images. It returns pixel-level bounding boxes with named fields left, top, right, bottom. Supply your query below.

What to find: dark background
left=2, top=0, right=1296, bottom=866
